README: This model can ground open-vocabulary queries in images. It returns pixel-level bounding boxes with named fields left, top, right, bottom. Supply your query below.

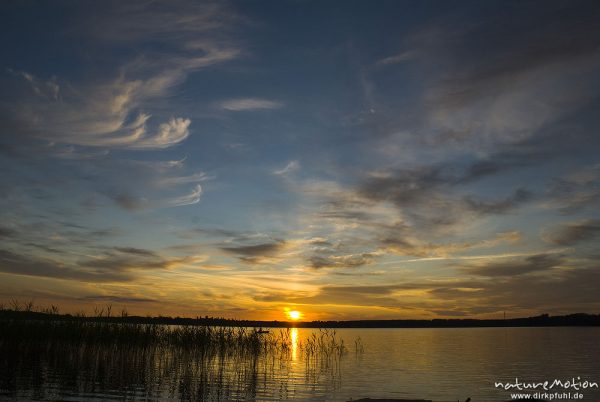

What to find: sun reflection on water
left=291, top=327, right=298, bottom=361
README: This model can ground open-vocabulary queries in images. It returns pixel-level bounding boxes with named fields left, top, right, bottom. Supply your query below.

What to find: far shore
left=2, top=309, right=599, bottom=328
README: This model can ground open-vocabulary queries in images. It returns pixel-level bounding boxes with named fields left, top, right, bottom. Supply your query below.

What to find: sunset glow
left=0, top=1, right=599, bottom=322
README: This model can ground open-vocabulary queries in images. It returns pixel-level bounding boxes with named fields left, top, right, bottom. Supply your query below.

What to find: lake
left=1, top=326, right=599, bottom=401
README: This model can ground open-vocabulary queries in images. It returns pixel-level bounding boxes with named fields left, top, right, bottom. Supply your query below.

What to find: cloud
left=252, top=283, right=426, bottom=310
left=8, top=74, right=193, bottom=150
left=167, top=184, right=203, bottom=207
left=338, top=3, right=599, bottom=173
left=221, top=241, right=287, bottom=264
left=413, top=2, right=600, bottom=150
left=253, top=256, right=600, bottom=316
left=111, top=193, right=149, bottom=211
left=221, top=241, right=285, bottom=257
left=0, top=226, right=17, bottom=238
left=295, top=167, right=531, bottom=262
left=354, top=165, right=534, bottom=238
left=461, top=253, right=563, bottom=277
left=463, top=188, right=533, bottom=215
left=86, top=1, right=241, bottom=45
left=0, top=248, right=133, bottom=282
left=219, top=98, right=284, bottom=111
left=110, top=184, right=203, bottom=211
left=130, top=117, right=191, bottom=149
left=8, top=68, right=60, bottom=100
left=79, top=253, right=194, bottom=272
left=158, top=172, right=211, bottom=186
left=114, top=247, right=159, bottom=257
left=2, top=1, right=243, bottom=152
left=308, top=252, right=377, bottom=269
left=544, top=220, right=600, bottom=246
left=379, top=231, right=522, bottom=258
left=79, top=295, right=157, bottom=303
left=273, top=160, right=300, bottom=175
left=547, top=165, right=600, bottom=214
left=375, top=51, right=415, bottom=66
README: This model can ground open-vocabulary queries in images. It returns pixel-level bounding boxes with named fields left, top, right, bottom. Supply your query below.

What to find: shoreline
left=2, top=310, right=599, bottom=329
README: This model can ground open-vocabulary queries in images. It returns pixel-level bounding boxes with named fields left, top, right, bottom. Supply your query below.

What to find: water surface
left=1, top=326, right=599, bottom=401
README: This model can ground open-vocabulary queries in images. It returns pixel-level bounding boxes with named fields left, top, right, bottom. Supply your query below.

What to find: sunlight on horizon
left=287, top=310, right=302, bottom=321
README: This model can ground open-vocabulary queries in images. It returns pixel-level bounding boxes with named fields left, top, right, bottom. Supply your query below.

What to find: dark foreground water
left=1, top=327, right=599, bottom=401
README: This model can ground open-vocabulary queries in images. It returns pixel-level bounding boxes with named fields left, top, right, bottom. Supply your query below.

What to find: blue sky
left=1, top=0, right=600, bottom=319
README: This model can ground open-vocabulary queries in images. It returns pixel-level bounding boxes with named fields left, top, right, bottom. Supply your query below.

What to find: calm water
left=1, top=327, right=599, bottom=401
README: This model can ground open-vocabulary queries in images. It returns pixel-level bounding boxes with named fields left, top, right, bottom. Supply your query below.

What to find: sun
left=287, top=310, right=302, bottom=320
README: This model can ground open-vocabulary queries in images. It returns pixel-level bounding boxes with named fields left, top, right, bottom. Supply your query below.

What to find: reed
left=0, top=303, right=356, bottom=400
left=0, top=303, right=350, bottom=360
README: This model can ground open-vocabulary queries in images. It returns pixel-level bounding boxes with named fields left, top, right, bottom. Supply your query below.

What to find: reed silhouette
left=0, top=302, right=351, bottom=400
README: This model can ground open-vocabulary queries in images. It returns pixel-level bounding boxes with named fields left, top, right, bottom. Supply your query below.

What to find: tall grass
left=0, top=304, right=355, bottom=401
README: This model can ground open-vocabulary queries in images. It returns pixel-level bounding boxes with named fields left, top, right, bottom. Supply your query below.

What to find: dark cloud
left=315, top=165, right=534, bottom=258
left=437, top=2, right=600, bottom=94
left=88, top=228, right=122, bottom=238
left=461, top=254, right=563, bottom=277
left=79, top=295, right=157, bottom=304
left=454, top=146, right=551, bottom=184
left=185, top=227, right=243, bottom=238
left=317, top=210, right=373, bottom=222
left=0, top=248, right=133, bottom=282
left=221, top=241, right=284, bottom=257
left=309, top=239, right=333, bottom=247
left=545, top=220, right=600, bottom=246
left=111, top=193, right=148, bottom=211
left=358, top=167, right=445, bottom=207
left=79, top=252, right=189, bottom=272
left=357, top=164, right=535, bottom=223
left=547, top=165, right=600, bottom=214
left=252, top=284, right=410, bottom=307
left=379, top=236, right=429, bottom=256
left=308, top=252, right=376, bottom=269
left=114, top=247, right=159, bottom=257
left=331, top=271, right=385, bottom=277
left=0, top=245, right=193, bottom=283
left=435, top=262, right=600, bottom=315
left=413, top=0, right=600, bottom=126
left=251, top=255, right=600, bottom=315
left=24, top=243, right=62, bottom=254
left=319, top=284, right=410, bottom=295
left=55, top=221, right=87, bottom=230
left=463, top=188, right=533, bottom=215
left=178, top=227, right=270, bottom=245
left=221, top=241, right=286, bottom=264
left=428, top=287, right=483, bottom=299
left=0, top=226, right=17, bottom=238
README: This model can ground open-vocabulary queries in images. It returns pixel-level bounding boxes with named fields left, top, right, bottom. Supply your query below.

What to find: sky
left=1, top=0, right=600, bottom=320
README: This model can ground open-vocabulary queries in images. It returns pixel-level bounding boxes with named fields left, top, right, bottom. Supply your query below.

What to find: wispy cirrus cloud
left=8, top=72, right=194, bottom=150
left=167, top=185, right=203, bottom=207
left=2, top=0, right=600, bottom=319
left=273, top=160, right=300, bottom=175
left=375, top=51, right=415, bottom=66
left=3, top=0, right=242, bottom=152
left=110, top=184, right=203, bottom=210
left=218, top=98, right=284, bottom=111
left=7, top=68, right=60, bottom=100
